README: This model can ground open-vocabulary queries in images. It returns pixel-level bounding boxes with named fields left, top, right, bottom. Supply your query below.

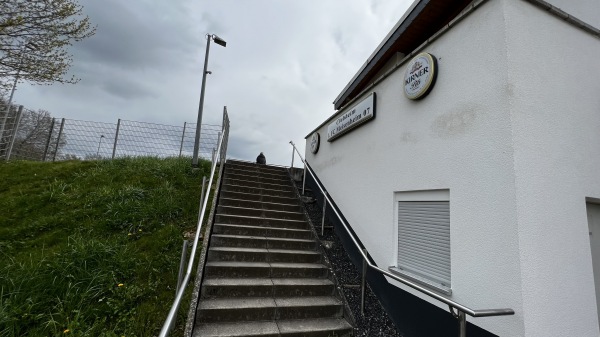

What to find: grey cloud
left=333, top=29, right=347, bottom=55
left=15, top=0, right=415, bottom=166
left=102, top=79, right=153, bottom=100
left=76, top=0, right=197, bottom=71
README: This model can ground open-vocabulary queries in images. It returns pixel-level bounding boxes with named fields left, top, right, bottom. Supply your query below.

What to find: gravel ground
left=292, top=180, right=403, bottom=337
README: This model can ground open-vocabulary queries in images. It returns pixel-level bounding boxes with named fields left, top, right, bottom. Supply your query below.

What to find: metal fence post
left=6, top=105, right=23, bottom=161
left=52, top=118, right=65, bottom=162
left=179, top=122, right=187, bottom=157
left=112, top=119, right=121, bottom=159
left=43, top=118, right=56, bottom=161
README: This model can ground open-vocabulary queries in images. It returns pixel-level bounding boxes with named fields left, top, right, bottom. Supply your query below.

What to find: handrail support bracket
left=450, top=306, right=467, bottom=337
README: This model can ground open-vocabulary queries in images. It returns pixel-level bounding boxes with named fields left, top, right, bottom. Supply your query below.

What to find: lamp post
left=0, top=42, right=38, bottom=154
left=97, top=135, right=105, bottom=156
left=192, top=34, right=226, bottom=167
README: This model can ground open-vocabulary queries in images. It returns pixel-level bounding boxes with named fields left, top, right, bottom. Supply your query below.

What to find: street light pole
left=97, top=135, right=105, bottom=156
left=192, top=34, right=226, bottom=167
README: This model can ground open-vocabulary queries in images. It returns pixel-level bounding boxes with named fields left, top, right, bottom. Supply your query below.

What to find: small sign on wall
left=310, top=132, right=320, bottom=154
left=327, top=93, right=376, bottom=142
left=404, top=52, right=437, bottom=100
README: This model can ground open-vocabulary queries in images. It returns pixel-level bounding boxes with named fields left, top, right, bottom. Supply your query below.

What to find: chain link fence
left=0, top=104, right=224, bottom=162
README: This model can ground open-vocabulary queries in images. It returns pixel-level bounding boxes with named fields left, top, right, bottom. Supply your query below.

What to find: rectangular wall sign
left=327, top=93, right=376, bottom=142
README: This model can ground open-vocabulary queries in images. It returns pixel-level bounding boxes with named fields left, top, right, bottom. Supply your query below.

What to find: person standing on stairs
left=256, top=152, right=266, bottom=165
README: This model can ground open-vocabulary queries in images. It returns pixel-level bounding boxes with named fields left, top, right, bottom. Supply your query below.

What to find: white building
left=303, top=0, right=600, bottom=336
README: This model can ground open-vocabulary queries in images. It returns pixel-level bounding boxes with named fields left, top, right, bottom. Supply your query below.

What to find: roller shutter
left=397, top=201, right=451, bottom=290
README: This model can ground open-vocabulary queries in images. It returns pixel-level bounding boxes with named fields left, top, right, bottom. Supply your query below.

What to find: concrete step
left=196, top=296, right=344, bottom=323
left=221, top=184, right=297, bottom=198
left=225, top=167, right=290, bottom=182
left=193, top=318, right=353, bottom=337
left=224, top=171, right=291, bottom=185
left=217, top=205, right=305, bottom=221
left=223, top=177, right=294, bottom=192
left=201, top=278, right=335, bottom=298
left=211, top=234, right=318, bottom=251
left=278, top=318, right=353, bottom=337
left=193, top=320, right=279, bottom=337
left=213, top=224, right=313, bottom=240
left=225, top=166, right=290, bottom=180
left=214, top=214, right=309, bottom=230
left=226, top=160, right=289, bottom=174
left=207, top=247, right=322, bottom=264
left=204, top=261, right=330, bottom=279
left=219, top=197, right=304, bottom=213
left=219, top=191, right=299, bottom=205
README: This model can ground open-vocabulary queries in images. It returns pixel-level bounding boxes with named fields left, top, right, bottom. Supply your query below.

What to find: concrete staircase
left=193, top=160, right=353, bottom=337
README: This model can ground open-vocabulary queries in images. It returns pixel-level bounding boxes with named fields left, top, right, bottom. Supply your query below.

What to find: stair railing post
left=198, top=176, right=206, bottom=222
left=176, top=240, right=189, bottom=293
left=43, top=118, right=55, bottom=161
left=179, top=122, right=187, bottom=157
left=459, top=310, right=467, bottom=337
left=302, top=162, right=307, bottom=195
left=216, top=132, right=222, bottom=165
left=291, top=145, right=295, bottom=168
left=168, top=239, right=189, bottom=334
left=211, top=148, right=216, bottom=166
left=52, top=118, right=65, bottom=162
left=112, top=119, right=121, bottom=160
left=361, top=248, right=368, bottom=316
left=321, top=191, right=327, bottom=236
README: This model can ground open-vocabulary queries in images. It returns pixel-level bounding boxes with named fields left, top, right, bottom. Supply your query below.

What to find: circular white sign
left=404, top=52, right=437, bottom=100
left=310, top=132, right=320, bottom=154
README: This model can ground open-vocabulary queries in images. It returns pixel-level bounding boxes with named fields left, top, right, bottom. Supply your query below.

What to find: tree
left=0, top=0, right=95, bottom=92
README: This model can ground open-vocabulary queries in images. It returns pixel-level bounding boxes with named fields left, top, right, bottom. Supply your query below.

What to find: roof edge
left=332, top=0, right=428, bottom=110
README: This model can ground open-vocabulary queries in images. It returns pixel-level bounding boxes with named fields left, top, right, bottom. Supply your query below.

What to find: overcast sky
left=15, top=0, right=412, bottom=165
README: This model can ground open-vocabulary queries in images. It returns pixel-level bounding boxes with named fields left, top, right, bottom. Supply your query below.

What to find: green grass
left=0, top=157, right=212, bottom=337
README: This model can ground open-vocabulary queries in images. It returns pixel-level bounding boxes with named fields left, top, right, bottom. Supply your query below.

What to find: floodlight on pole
left=212, top=34, right=227, bottom=47
left=0, top=41, right=38, bottom=154
left=97, top=135, right=105, bottom=156
left=192, top=34, right=227, bottom=167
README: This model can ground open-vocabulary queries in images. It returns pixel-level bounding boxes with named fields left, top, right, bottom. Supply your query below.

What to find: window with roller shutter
left=390, top=191, right=451, bottom=295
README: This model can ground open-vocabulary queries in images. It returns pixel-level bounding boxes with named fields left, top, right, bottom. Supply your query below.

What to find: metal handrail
left=288, top=141, right=514, bottom=337
left=157, top=130, right=225, bottom=337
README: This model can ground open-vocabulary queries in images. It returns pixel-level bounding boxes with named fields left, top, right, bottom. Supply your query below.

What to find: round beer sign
left=404, top=52, right=437, bottom=100
left=310, top=132, right=320, bottom=154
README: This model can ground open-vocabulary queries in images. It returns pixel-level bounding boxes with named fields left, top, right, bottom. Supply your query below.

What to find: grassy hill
left=0, top=157, right=211, bottom=337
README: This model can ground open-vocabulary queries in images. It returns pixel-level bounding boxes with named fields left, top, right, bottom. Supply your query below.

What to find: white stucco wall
left=305, top=1, right=524, bottom=335
left=505, top=1, right=600, bottom=336
left=306, top=0, right=600, bottom=335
